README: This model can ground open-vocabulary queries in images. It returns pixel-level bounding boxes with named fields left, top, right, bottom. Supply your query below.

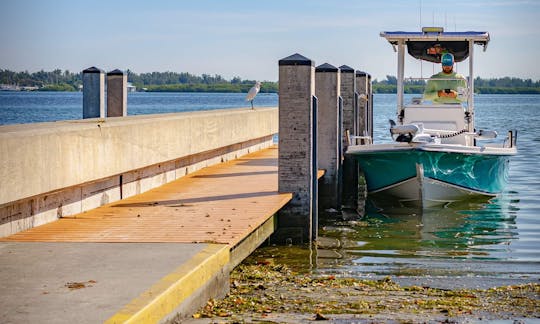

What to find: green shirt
left=424, top=71, right=467, bottom=103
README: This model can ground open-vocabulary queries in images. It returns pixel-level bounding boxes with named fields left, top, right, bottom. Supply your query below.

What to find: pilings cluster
left=275, top=53, right=373, bottom=244
left=83, top=67, right=128, bottom=119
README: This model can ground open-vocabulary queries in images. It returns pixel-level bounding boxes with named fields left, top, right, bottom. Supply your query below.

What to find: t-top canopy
left=380, top=28, right=489, bottom=63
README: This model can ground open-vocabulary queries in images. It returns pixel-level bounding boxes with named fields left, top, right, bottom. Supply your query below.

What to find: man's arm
left=423, top=78, right=439, bottom=101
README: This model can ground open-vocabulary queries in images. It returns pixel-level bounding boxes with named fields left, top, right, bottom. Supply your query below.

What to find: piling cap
left=338, top=65, right=355, bottom=73
left=355, top=70, right=369, bottom=77
left=279, top=53, right=314, bottom=67
left=315, top=63, right=338, bottom=73
left=107, top=69, right=125, bottom=76
left=83, top=66, right=104, bottom=74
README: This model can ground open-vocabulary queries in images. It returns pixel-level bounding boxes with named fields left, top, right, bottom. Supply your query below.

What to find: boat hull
left=348, top=144, right=512, bottom=206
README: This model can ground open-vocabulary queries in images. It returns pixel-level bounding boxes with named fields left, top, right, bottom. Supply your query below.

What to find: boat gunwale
left=346, top=143, right=516, bottom=156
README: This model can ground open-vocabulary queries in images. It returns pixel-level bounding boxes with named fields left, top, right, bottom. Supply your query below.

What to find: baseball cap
left=441, top=53, right=454, bottom=66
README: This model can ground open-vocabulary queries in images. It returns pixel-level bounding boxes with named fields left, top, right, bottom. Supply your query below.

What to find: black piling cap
left=356, top=71, right=371, bottom=78
left=279, top=53, right=314, bottom=67
left=315, top=63, right=339, bottom=73
left=339, top=65, right=355, bottom=73
left=107, top=69, right=125, bottom=76
left=83, top=66, right=104, bottom=74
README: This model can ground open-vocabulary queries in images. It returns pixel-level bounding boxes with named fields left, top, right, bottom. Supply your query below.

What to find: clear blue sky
left=1, top=0, right=538, bottom=81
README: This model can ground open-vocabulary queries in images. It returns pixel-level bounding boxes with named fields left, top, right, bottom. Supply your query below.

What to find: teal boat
left=346, top=27, right=517, bottom=207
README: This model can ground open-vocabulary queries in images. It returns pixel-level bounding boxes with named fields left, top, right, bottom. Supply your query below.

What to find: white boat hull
left=370, top=163, right=496, bottom=207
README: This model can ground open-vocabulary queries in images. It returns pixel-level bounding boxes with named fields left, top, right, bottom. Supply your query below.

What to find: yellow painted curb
left=105, top=244, right=229, bottom=324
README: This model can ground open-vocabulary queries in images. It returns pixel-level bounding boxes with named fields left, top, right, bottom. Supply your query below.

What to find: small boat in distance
left=346, top=27, right=517, bottom=207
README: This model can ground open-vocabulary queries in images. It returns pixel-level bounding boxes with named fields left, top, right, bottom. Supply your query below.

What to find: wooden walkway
left=1, top=146, right=292, bottom=247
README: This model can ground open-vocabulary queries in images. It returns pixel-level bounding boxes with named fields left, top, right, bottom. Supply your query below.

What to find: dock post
left=355, top=71, right=368, bottom=137
left=355, top=71, right=371, bottom=215
left=367, top=74, right=373, bottom=138
left=82, top=67, right=105, bottom=119
left=315, top=63, right=341, bottom=212
left=339, top=65, right=358, bottom=210
left=276, top=53, right=316, bottom=244
left=339, top=65, right=356, bottom=145
left=106, top=69, right=127, bottom=117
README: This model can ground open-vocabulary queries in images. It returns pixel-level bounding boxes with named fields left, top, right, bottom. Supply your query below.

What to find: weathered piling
left=339, top=65, right=358, bottom=210
left=315, top=63, right=341, bottom=211
left=106, top=69, right=127, bottom=117
left=366, top=74, right=373, bottom=138
left=82, top=67, right=105, bottom=119
left=339, top=65, right=356, bottom=143
left=355, top=71, right=369, bottom=139
left=276, top=53, right=316, bottom=244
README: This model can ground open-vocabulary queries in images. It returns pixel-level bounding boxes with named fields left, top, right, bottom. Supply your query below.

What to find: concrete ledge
left=0, top=107, right=278, bottom=205
left=229, top=214, right=277, bottom=269
left=0, top=108, right=278, bottom=237
left=105, top=244, right=230, bottom=324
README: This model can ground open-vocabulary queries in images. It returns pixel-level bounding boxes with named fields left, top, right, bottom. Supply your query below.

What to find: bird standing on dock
left=245, top=81, right=261, bottom=109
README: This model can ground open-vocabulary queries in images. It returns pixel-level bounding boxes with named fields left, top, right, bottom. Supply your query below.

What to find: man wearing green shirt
left=424, top=53, right=467, bottom=103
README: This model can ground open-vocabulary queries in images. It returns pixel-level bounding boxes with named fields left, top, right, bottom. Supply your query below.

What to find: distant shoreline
left=3, top=85, right=540, bottom=95
left=2, top=69, right=539, bottom=95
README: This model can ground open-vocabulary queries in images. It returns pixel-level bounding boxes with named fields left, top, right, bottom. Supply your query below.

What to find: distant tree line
left=0, top=69, right=81, bottom=91
left=1, top=69, right=538, bottom=94
left=0, top=69, right=277, bottom=93
left=372, top=75, right=540, bottom=94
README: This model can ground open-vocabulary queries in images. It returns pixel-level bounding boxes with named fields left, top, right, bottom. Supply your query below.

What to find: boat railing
left=403, top=77, right=468, bottom=82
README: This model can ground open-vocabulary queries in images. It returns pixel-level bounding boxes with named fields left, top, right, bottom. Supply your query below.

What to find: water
left=1, top=91, right=539, bottom=287
left=0, top=91, right=278, bottom=125
left=256, top=93, right=540, bottom=288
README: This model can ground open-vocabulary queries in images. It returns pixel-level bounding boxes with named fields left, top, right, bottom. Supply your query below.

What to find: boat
left=346, top=27, right=517, bottom=207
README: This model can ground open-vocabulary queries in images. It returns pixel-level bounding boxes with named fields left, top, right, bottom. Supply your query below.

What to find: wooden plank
left=1, top=146, right=291, bottom=246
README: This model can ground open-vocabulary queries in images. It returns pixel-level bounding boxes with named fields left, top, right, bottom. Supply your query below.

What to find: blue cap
left=441, top=53, right=454, bottom=66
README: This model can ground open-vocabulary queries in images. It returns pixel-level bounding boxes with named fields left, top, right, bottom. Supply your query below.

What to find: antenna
left=419, top=0, right=422, bottom=29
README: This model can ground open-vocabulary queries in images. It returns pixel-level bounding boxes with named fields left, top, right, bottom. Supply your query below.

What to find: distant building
left=127, top=82, right=136, bottom=92
left=0, top=84, right=20, bottom=91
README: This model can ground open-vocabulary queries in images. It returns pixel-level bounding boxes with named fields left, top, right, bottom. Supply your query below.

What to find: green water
left=249, top=94, right=540, bottom=289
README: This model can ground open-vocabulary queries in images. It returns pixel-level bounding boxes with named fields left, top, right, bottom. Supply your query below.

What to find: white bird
left=245, top=81, right=261, bottom=109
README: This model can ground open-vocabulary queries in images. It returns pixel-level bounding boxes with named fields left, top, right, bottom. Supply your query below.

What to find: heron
left=245, top=81, right=261, bottom=109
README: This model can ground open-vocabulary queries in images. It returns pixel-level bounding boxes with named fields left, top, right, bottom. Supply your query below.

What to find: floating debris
left=191, top=263, right=540, bottom=322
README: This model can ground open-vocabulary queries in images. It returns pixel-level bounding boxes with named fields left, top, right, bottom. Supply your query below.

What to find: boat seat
left=403, top=104, right=467, bottom=144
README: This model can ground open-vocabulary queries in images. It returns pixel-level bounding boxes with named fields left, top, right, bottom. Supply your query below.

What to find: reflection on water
left=312, top=198, right=524, bottom=278
left=249, top=198, right=537, bottom=287
left=355, top=199, right=518, bottom=260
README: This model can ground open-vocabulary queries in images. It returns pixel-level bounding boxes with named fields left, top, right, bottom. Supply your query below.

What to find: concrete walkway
left=0, top=146, right=291, bottom=323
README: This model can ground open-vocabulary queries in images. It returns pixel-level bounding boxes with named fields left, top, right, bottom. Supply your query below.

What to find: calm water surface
left=1, top=92, right=539, bottom=287
left=0, top=91, right=278, bottom=125
left=253, top=94, right=540, bottom=288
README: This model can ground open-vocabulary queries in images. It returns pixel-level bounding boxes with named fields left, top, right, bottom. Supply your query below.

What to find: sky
left=1, top=0, right=539, bottom=82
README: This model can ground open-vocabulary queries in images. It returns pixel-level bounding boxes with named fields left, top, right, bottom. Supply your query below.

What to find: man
left=423, top=53, right=467, bottom=103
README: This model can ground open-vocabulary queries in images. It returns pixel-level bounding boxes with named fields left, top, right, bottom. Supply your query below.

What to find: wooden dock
left=0, top=145, right=297, bottom=323
left=2, top=146, right=291, bottom=247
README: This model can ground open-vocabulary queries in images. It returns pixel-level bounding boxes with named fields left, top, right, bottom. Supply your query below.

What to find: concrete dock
left=0, top=146, right=292, bottom=323
left=1, top=54, right=372, bottom=323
